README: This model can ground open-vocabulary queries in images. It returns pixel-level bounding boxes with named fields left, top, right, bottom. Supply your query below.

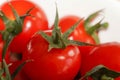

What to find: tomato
left=0, top=0, right=49, bottom=53
left=78, top=46, right=95, bottom=57
left=0, top=41, right=5, bottom=61
left=22, top=30, right=81, bottom=80
left=80, top=42, right=120, bottom=80
left=0, top=40, right=28, bottom=79
left=58, top=15, right=96, bottom=44
left=78, top=45, right=95, bottom=66
left=7, top=58, right=30, bottom=80
left=14, top=71, right=30, bottom=80
left=13, top=68, right=30, bottom=80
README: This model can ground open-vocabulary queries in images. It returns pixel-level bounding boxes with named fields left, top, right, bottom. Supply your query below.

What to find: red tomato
left=0, top=0, right=48, bottom=53
left=78, top=45, right=95, bottom=66
left=78, top=46, right=95, bottom=57
left=7, top=53, right=30, bottom=80
left=80, top=42, right=120, bottom=80
left=58, top=15, right=96, bottom=44
left=13, top=68, right=30, bottom=80
left=22, top=30, right=81, bottom=80
left=0, top=40, right=28, bottom=79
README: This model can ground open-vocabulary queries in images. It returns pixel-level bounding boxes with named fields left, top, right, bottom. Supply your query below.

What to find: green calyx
left=79, top=65, right=120, bottom=80
left=39, top=7, right=92, bottom=51
left=84, top=9, right=109, bottom=44
left=0, top=3, right=33, bottom=59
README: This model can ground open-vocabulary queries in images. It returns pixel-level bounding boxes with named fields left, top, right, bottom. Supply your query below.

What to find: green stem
left=52, top=6, right=60, bottom=44
left=84, top=9, right=108, bottom=44
left=11, top=60, right=31, bottom=80
left=84, top=9, right=103, bottom=31
left=101, top=75, right=114, bottom=80
left=2, top=59, right=11, bottom=80
left=0, top=11, right=10, bottom=25
left=2, top=34, right=14, bottom=59
left=8, top=2, right=22, bottom=33
left=87, top=22, right=108, bottom=35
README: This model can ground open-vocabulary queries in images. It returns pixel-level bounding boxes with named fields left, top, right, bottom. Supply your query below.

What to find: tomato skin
left=78, top=45, right=95, bottom=66
left=13, top=69, right=30, bottom=80
left=0, top=0, right=48, bottom=53
left=58, top=15, right=96, bottom=44
left=22, top=31, right=81, bottom=80
left=80, top=42, right=120, bottom=79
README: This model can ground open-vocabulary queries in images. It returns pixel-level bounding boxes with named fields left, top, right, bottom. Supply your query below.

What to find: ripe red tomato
left=13, top=68, right=30, bottom=80
left=0, top=40, right=28, bottom=79
left=78, top=45, right=95, bottom=63
left=80, top=42, right=120, bottom=80
left=22, top=30, right=81, bottom=80
left=0, top=0, right=49, bottom=53
left=58, top=15, right=96, bottom=44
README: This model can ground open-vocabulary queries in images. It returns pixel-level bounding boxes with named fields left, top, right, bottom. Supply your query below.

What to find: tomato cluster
left=0, top=0, right=120, bottom=80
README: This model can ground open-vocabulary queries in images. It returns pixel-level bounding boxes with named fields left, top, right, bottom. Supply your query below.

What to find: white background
left=0, top=0, right=120, bottom=43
